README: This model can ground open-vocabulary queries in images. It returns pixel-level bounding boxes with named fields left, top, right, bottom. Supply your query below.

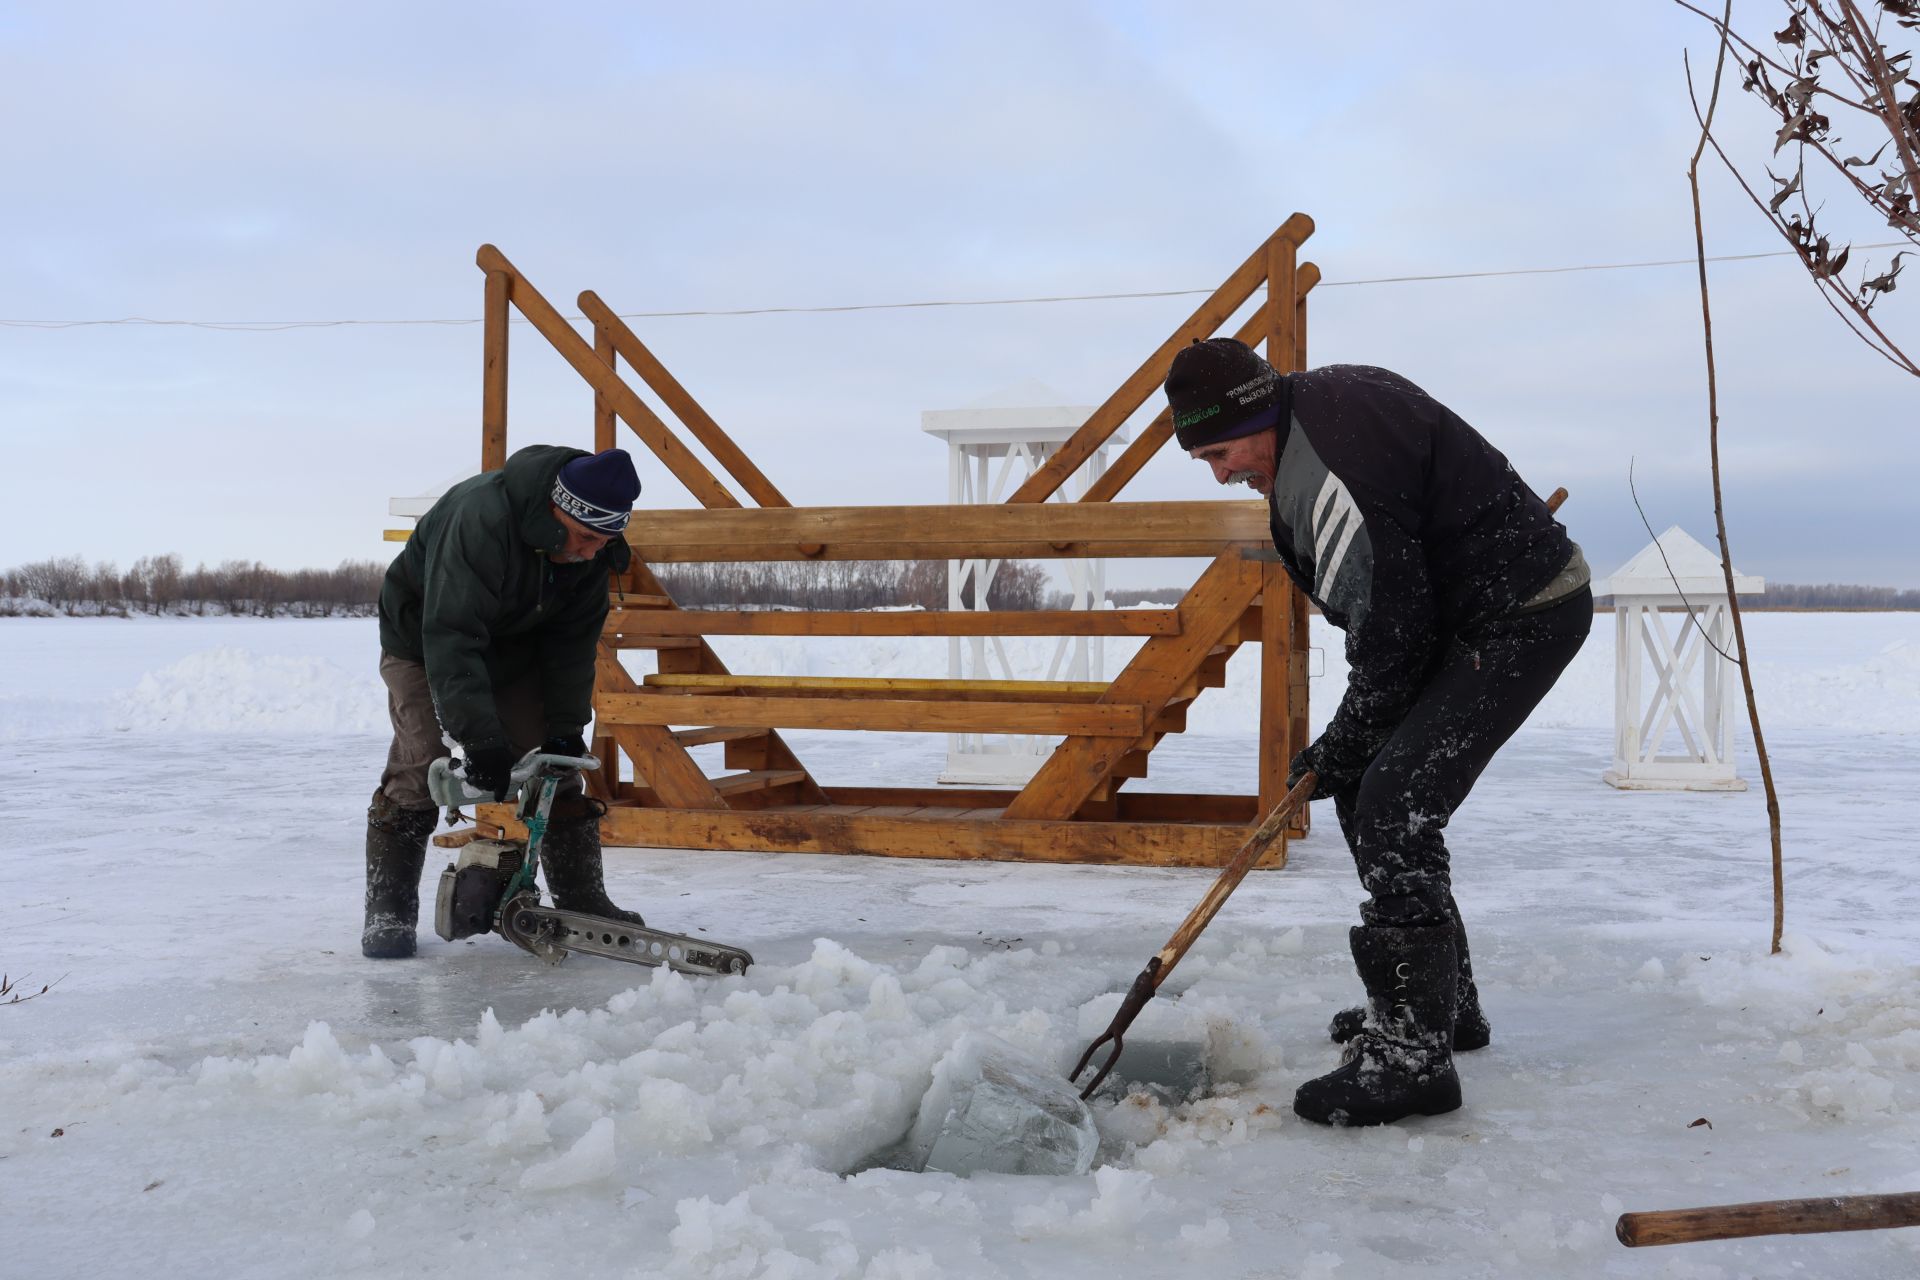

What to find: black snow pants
left=1330, top=587, right=1593, bottom=928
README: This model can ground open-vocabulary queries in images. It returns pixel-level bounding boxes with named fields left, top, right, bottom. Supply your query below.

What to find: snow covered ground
left=3, top=612, right=1919, bottom=1278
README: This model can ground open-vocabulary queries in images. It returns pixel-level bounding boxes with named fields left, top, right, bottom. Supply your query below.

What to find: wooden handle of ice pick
left=1616, top=1192, right=1920, bottom=1247
left=1151, top=772, right=1316, bottom=983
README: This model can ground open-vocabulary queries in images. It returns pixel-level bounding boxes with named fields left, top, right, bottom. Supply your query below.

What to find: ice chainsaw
left=428, top=751, right=753, bottom=977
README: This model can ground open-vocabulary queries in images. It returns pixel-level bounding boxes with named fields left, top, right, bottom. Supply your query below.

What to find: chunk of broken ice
left=908, top=1032, right=1097, bottom=1177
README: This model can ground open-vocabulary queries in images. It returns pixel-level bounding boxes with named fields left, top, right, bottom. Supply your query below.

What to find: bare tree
left=1685, top=6, right=1790, bottom=955
left=1677, top=0, right=1920, bottom=374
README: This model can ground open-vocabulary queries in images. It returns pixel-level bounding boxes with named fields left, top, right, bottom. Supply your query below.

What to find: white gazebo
left=920, top=383, right=1122, bottom=785
left=1599, top=525, right=1764, bottom=791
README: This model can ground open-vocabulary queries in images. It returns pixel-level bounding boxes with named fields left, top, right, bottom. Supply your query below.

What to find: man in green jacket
left=363, top=444, right=643, bottom=959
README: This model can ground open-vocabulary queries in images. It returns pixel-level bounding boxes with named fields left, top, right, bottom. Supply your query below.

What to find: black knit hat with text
left=1165, top=338, right=1285, bottom=450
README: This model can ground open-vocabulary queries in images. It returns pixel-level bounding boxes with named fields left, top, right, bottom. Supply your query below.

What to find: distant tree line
left=1, top=554, right=1054, bottom=616
left=14, top=552, right=1907, bottom=616
left=654, top=559, right=1050, bottom=611
left=0, top=555, right=387, bottom=617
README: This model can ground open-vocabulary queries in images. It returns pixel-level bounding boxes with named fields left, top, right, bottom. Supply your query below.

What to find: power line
left=2, top=242, right=1907, bottom=331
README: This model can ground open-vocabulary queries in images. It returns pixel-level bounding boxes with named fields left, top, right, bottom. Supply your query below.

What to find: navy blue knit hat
left=1165, top=338, right=1284, bottom=450
left=552, top=449, right=641, bottom=534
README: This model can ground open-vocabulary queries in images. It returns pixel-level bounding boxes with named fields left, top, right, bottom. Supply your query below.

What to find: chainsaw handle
left=427, top=749, right=600, bottom=808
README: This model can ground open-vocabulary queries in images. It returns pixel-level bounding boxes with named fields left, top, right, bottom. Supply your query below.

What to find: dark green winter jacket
left=378, top=445, right=632, bottom=753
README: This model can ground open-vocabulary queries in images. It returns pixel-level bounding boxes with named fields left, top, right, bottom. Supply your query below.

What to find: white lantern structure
left=921, top=385, right=1123, bottom=785
left=1599, top=525, right=1764, bottom=792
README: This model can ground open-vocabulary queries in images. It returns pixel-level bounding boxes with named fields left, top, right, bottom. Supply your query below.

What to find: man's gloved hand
left=540, top=732, right=590, bottom=760
left=461, top=744, right=518, bottom=802
left=1287, top=739, right=1365, bottom=801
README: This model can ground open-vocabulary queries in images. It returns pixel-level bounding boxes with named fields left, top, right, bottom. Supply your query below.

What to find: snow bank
left=112, top=647, right=387, bottom=734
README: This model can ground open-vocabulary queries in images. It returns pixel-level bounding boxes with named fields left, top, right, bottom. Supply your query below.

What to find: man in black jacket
left=362, top=444, right=643, bottom=959
left=1167, top=340, right=1591, bottom=1126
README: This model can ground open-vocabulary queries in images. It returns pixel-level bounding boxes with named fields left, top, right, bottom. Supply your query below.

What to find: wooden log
left=620, top=500, right=1269, bottom=562
left=1616, top=1192, right=1920, bottom=1247
left=482, top=269, right=510, bottom=472
left=475, top=245, right=741, bottom=509
left=579, top=292, right=792, bottom=509
left=1008, top=212, right=1313, bottom=504
left=598, top=691, right=1145, bottom=737
left=601, top=608, right=1182, bottom=638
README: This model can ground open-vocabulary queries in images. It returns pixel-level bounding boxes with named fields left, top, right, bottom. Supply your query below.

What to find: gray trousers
left=377, top=652, right=562, bottom=809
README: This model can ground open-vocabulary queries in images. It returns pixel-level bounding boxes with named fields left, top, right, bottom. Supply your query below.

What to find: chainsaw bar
left=496, top=893, right=753, bottom=977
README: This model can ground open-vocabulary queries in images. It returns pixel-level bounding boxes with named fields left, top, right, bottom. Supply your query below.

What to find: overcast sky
left=3, top=1, right=1915, bottom=588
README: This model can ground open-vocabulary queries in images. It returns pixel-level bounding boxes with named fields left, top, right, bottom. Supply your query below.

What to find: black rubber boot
left=363, top=789, right=438, bottom=959
left=1294, top=925, right=1462, bottom=1127
left=1329, top=893, right=1489, bottom=1051
left=540, top=795, right=645, bottom=926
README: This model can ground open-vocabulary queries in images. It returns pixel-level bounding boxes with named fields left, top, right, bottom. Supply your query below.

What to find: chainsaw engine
left=433, top=840, right=524, bottom=941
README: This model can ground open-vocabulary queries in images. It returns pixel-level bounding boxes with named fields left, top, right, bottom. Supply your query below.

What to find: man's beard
left=1226, top=470, right=1266, bottom=491
left=552, top=550, right=590, bottom=564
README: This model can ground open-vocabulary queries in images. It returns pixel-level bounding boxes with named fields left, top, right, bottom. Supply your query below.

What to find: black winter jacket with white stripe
left=1263, top=365, right=1574, bottom=773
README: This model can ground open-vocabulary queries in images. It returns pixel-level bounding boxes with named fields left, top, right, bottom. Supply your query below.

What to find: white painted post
left=1600, top=526, right=1764, bottom=792
left=921, top=388, right=1123, bottom=786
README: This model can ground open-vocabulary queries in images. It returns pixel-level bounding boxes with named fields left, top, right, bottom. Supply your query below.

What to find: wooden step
left=670, top=725, right=768, bottom=748
left=605, top=634, right=703, bottom=650
left=709, top=768, right=809, bottom=796
left=610, top=593, right=673, bottom=608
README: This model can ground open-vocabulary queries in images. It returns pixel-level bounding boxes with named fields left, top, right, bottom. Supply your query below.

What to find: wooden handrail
left=1008, top=213, right=1314, bottom=505
left=475, top=245, right=742, bottom=508
left=578, top=291, right=792, bottom=509
left=621, top=499, right=1269, bottom=562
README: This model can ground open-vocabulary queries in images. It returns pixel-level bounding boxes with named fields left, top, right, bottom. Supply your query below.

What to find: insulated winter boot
left=362, top=789, right=438, bottom=959
left=1294, top=925, right=1462, bottom=1127
left=1328, top=894, right=1490, bottom=1051
left=539, top=794, right=645, bottom=926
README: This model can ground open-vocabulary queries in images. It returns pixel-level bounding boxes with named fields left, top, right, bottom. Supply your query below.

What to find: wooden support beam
left=1004, top=553, right=1263, bottom=821
left=605, top=608, right=1182, bottom=638
left=1266, top=230, right=1298, bottom=372
left=593, top=804, right=1271, bottom=868
left=603, top=634, right=703, bottom=650
left=709, top=769, right=809, bottom=796
left=611, top=592, right=673, bottom=608
left=621, top=500, right=1269, bottom=562
left=599, top=691, right=1146, bottom=737
left=1258, top=565, right=1291, bottom=816
left=475, top=245, right=742, bottom=509
left=642, top=673, right=1110, bottom=702
left=1008, top=212, right=1313, bottom=504
left=620, top=560, right=830, bottom=806
left=1079, top=261, right=1319, bottom=505
left=592, top=645, right=729, bottom=808
left=579, top=292, right=792, bottom=509
left=670, top=726, right=766, bottom=748
left=481, top=269, right=510, bottom=472
left=592, top=321, right=616, bottom=453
